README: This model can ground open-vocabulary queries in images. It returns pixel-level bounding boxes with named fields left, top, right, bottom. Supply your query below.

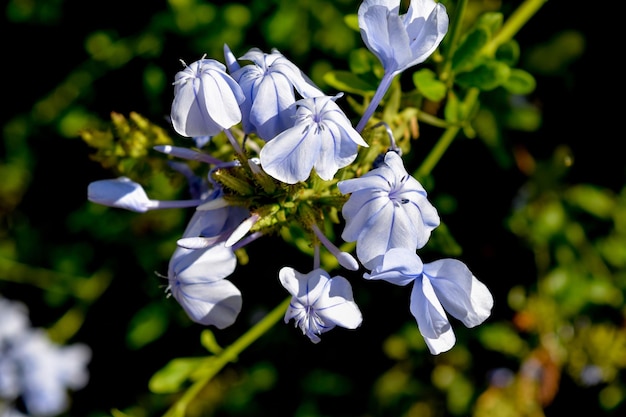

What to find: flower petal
left=423, top=259, right=494, bottom=328
left=409, top=276, right=455, bottom=354
left=364, top=247, right=422, bottom=286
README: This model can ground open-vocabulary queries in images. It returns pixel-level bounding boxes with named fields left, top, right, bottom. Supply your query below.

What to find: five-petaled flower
left=171, top=58, right=245, bottom=138
left=260, top=94, right=368, bottom=184
left=338, top=151, right=440, bottom=269
left=279, top=267, right=363, bottom=343
left=365, top=247, right=494, bottom=354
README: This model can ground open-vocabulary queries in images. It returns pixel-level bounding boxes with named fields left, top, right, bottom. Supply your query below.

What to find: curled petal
left=171, top=59, right=244, bottom=137
left=364, top=247, right=422, bottom=286
left=358, top=0, right=449, bottom=75
left=409, top=276, right=455, bottom=354
left=279, top=267, right=362, bottom=343
left=168, top=244, right=241, bottom=328
left=423, top=259, right=494, bottom=328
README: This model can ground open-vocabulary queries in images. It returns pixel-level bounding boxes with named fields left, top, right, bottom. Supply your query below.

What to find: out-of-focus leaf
left=565, top=184, right=616, bottom=219
left=149, top=357, right=209, bottom=394
left=452, top=26, right=489, bottom=72
left=323, top=70, right=376, bottom=95
left=126, top=303, right=169, bottom=349
left=413, top=68, right=447, bottom=102
left=495, top=39, right=520, bottom=66
left=503, top=68, right=536, bottom=95
left=200, top=329, right=223, bottom=354
left=455, top=60, right=511, bottom=91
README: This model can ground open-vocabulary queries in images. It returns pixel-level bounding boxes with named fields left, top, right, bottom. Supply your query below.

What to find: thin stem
left=483, top=0, right=548, bottom=56
left=224, top=128, right=245, bottom=157
left=164, top=296, right=291, bottom=417
left=356, top=72, right=396, bottom=133
left=414, top=88, right=479, bottom=180
left=440, top=0, right=468, bottom=83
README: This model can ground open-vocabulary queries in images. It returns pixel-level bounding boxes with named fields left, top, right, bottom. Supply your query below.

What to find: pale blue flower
left=0, top=298, right=91, bottom=417
left=365, top=247, right=494, bottom=354
left=170, top=58, right=245, bottom=138
left=259, top=94, right=368, bottom=184
left=338, top=151, right=439, bottom=269
left=167, top=242, right=241, bottom=329
left=87, top=177, right=204, bottom=212
left=280, top=267, right=362, bottom=343
left=229, top=47, right=324, bottom=141
left=358, top=0, right=449, bottom=76
left=355, top=0, right=449, bottom=132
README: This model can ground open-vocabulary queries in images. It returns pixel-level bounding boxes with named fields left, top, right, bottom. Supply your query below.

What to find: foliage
left=1, top=0, right=624, bottom=416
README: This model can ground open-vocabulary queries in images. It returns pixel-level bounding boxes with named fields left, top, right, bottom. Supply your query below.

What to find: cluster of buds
left=87, top=0, right=493, bottom=354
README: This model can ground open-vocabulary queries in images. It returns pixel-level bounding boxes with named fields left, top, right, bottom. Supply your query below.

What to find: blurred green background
left=1, top=0, right=624, bottom=416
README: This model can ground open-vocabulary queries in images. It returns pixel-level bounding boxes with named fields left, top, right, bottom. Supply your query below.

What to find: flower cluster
left=87, top=0, right=492, bottom=353
left=0, top=296, right=91, bottom=417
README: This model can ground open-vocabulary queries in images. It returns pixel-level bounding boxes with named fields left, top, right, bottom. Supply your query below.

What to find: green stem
left=483, top=0, right=548, bottom=56
left=164, top=296, right=291, bottom=417
left=415, top=0, right=547, bottom=180
left=440, top=0, right=468, bottom=83
left=414, top=88, right=479, bottom=180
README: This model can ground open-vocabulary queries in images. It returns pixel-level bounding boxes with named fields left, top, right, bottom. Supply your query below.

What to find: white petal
left=424, top=259, right=494, bottom=327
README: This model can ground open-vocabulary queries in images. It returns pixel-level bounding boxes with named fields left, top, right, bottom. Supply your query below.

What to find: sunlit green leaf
left=412, top=68, right=447, bottom=102
left=455, top=60, right=510, bottom=91
left=452, top=26, right=489, bottom=72
left=149, top=357, right=208, bottom=394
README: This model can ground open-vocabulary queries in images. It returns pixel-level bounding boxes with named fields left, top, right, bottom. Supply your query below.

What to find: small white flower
left=279, top=267, right=362, bottom=343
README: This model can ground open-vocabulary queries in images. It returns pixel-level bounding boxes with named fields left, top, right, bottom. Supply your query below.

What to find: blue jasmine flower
left=170, top=58, right=245, bottom=138
left=365, top=247, right=494, bottom=354
left=0, top=297, right=91, bottom=417
left=87, top=177, right=204, bottom=212
left=14, top=331, right=91, bottom=416
left=338, top=151, right=439, bottom=269
left=166, top=206, right=242, bottom=328
left=279, top=267, right=362, bottom=343
left=166, top=242, right=241, bottom=329
left=355, top=0, right=449, bottom=132
left=260, top=94, right=368, bottom=184
left=229, top=47, right=324, bottom=141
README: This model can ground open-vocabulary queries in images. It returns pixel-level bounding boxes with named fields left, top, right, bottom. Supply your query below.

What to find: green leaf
left=455, top=60, right=510, bottom=91
left=451, top=26, right=489, bottom=72
left=148, top=357, right=208, bottom=394
left=503, top=68, right=536, bottom=95
left=344, top=14, right=359, bottom=32
left=412, top=68, right=447, bottom=102
left=348, top=48, right=378, bottom=75
left=495, top=39, right=520, bottom=66
left=443, top=90, right=461, bottom=124
left=111, top=409, right=135, bottom=417
left=475, top=11, right=503, bottom=35
left=126, top=302, right=169, bottom=350
left=200, top=329, right=223, bottom=354
left=323, top=70, right=376, bottom=95
left=565, top=184, right=616, bottom=219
